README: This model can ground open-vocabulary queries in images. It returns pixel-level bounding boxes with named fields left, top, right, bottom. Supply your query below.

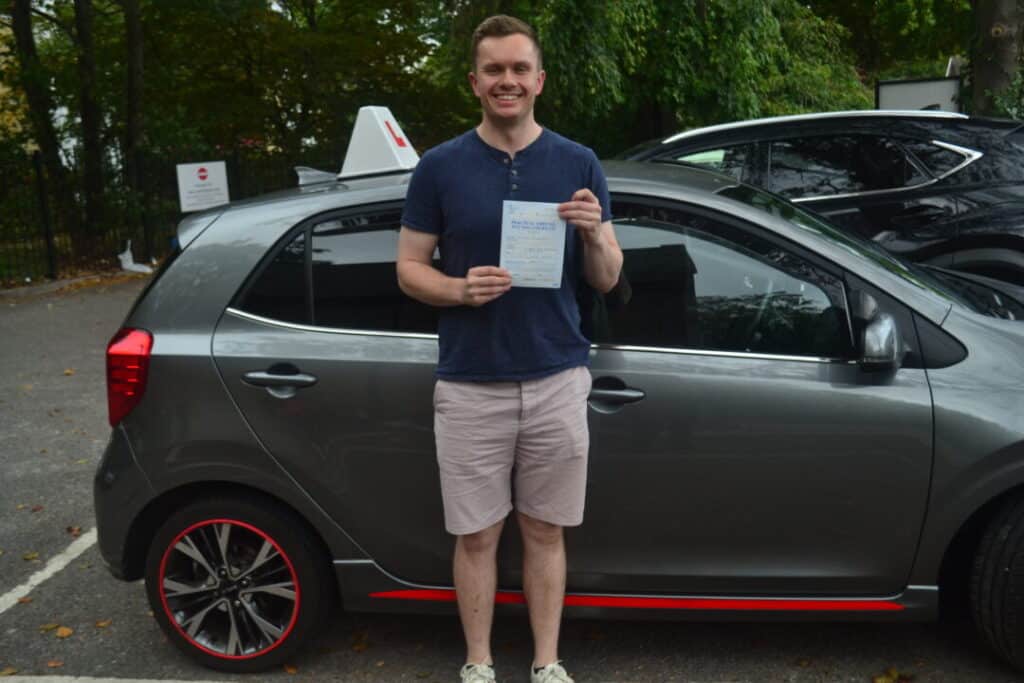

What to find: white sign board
left=340, top=106, right=419, bottom=178
left=176, top=161, right=230, bottom=212
left=876, top=78, right=961, bottom=113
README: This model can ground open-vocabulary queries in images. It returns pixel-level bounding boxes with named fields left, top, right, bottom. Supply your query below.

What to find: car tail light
left=107, top=328, right=153, bottom=427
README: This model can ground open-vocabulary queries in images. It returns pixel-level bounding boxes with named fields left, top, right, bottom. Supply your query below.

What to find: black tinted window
left=311, top=210, right=438, bottom=333
left=593, top=202, right=852, bottom=358
left=768, top=135, right=925, bottom=198
left=901, top=140, right=965, bottom=177
left=238, top=231, right=309, bottom=324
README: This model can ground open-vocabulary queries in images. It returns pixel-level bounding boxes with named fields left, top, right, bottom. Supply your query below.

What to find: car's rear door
left=569, top=196, right=934, bottom=596
left=212, top=204, right=453, bottom=584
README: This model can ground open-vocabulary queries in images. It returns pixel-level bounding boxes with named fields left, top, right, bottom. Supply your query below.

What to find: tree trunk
left=10, top=0, right=82, bottom=246
left=120, top=0, right=147, bottom=258
left=972, top=0, right=1021, bottom=115
left=73, top=0, right=105, bottom=256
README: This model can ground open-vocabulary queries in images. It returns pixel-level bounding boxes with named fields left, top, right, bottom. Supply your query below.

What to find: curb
left=0, top=271, right=150, bottom=300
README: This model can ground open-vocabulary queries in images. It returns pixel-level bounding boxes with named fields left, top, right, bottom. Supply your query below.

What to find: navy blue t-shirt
left=401, top=128, right=612, bottom=381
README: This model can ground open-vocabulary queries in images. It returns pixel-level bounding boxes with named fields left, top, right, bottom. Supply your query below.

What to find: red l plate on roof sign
left=384, top=121, right=408, bottom=148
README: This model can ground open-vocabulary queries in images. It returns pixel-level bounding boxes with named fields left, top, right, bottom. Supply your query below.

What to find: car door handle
left=242, top=370, right=318, bottom=388
left=588, top=388, right=645, bottom=404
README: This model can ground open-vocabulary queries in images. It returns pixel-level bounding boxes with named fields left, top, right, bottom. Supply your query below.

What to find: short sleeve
left=587, top=151, right=612, bottom=222
left=401, top=151, right=442, bottom=234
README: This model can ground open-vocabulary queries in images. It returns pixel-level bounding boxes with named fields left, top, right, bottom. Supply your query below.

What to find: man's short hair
left=471, top=15, right=542, bottom=70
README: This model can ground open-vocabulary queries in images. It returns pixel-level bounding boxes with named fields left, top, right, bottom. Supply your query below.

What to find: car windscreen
left=715, top=183, right=983, bottom=312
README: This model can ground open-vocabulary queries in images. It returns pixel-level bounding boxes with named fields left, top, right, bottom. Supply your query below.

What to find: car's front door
left=569, top=196, right=934, bottom=596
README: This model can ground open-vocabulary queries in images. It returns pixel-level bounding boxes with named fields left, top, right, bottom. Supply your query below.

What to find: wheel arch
left=121, top=481, right=339, bottom=585
left=937, top=483, right=1024, bottom=614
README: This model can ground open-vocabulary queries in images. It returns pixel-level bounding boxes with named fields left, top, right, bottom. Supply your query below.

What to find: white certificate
left=499, top=200, right=566, bottom=288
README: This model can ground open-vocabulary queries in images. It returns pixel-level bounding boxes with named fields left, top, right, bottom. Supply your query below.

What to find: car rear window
left=234, top=206, right=438, bottom=333
left=767, top=135, right=926, bottom=199
left=900, top=141, right=965, bottom=178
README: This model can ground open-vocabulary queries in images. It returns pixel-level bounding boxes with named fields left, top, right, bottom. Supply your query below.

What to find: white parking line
left=1, top=678, right=228, bottom=682
left=0, top=529, right=98, bottom=615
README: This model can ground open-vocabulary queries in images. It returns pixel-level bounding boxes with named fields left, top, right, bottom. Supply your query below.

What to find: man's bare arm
left=396, top=226, right=512, bottom=307
left=558, top=189, right=623, bottom=293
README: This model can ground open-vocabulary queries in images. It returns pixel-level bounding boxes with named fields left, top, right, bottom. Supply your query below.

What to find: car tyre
left=144, top=495, right=333, bottom=672
left=970, top=496, right=1024, bottom=672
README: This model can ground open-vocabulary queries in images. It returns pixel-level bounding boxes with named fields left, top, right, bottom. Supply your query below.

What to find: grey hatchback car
left=96, top=160, right=1024, bottom=673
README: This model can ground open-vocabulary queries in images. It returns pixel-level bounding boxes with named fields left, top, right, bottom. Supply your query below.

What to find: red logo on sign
left=384, top=121, right=408, bottom=148
left=197, top=167, right=208, bottom=181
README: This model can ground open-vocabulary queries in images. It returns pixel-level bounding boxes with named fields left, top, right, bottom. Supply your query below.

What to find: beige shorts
left=433, top=365, right=592, bottom=536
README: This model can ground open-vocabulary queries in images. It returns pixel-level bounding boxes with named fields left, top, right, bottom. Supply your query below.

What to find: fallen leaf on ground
left=46, top=660, right=63, bottom=668
left=63, top=368, right=75, bottom=376
left=39, top=623, right=60, bottom=632
left=873, top=668, right=914, bottom=683
left=0, top=549, right=4, bottom=556
left=55, top=626, right=73, bottom=638
left=0, top=666, right=17, bottom=676
left=283, top=664, right=298, bottom=674
left=66, top=526, right=81, bottom=537
left=95, top=619, right=112, bottom=628
left=796, top=658, right=811, bottom=667
left=416, top=672, right=431, bottom=679
left=351, top=630, right=369, bottom=652
left=30, top=505, right=43, bottom=513
left=22, top=552, right=39, bottom=561
left=17, top=597, right=32, bottom=604
left=376, top=660, right=384, bottom=667
left=74, top=458, right=89, bottom=465
left=40, top=449, right=48, bottom=454
left=16, top=504, right=27, bottom=510
left=19, top=384, right=33, bottom=392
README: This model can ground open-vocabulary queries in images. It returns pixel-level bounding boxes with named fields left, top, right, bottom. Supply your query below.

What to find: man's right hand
left=461, top=266, right=512, bottom=307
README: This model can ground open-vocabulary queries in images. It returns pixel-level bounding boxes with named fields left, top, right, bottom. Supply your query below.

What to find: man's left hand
left=559, top=189, right=604, bottom=245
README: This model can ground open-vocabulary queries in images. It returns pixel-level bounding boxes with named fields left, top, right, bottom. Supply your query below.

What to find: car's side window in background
left=768, top=135, right=926, bottom=198
left=310, top=209, right=438, bottom=333
left=900, top=140, right=966, bottom=177
left=236, top=231, right=309, bottom=324
left=236, top=208, right=438, bottom=334
left=666, top=144, right=753, bottom=181
left=594, top=201, right=852, bottom=358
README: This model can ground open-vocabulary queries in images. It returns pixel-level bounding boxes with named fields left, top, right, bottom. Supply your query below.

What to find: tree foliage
left=16, top=0, right=1017, bottom=282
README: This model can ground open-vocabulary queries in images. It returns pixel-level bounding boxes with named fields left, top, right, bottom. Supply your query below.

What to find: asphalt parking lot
left=0, top=275, right=1022, bottom=682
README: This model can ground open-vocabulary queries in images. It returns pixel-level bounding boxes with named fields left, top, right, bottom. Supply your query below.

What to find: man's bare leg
left=518, top=511, right=565, bottom=668
left=454, top=518, right=505, bottom=665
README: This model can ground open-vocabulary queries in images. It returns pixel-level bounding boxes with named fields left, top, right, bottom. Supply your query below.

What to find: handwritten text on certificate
left=499, top=200, right=566, bottom=288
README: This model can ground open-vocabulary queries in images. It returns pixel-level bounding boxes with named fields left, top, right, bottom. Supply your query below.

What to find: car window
left=767, top=135, right=926, bottom=199
left=900, top=140, right=966, bottom=177
left=236, top=231, right=309, bottom=324
left=661, top=144, right=753, bottom=181
left=310, top=209, right=438, bottom=332
left=593, top=201, right=852, bottom=358
left=236, top=207, right=438, bottom=333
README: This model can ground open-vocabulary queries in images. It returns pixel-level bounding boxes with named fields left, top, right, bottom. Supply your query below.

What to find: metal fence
left=0, top=150, right=335, bottom=288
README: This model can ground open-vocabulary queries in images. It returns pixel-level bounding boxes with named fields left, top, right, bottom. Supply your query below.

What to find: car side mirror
left=861, top=312, right=903, bottom=371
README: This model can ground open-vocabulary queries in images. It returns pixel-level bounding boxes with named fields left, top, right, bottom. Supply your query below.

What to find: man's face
left=470, top=33, right=545, bottom=125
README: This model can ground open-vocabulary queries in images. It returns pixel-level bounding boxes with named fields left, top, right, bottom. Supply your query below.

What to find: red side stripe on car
left=369, top=589, right=904, bottom=611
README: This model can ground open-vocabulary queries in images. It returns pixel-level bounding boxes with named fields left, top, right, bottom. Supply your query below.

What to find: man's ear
left=536, top=69, right=546, bottom=96
left=468, top=71, right=480, bottom=97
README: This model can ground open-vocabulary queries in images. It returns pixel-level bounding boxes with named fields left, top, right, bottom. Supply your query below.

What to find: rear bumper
left=93, top=425, right=156, bottom=580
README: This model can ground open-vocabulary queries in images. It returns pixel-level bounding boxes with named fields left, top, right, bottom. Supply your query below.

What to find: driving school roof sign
left=176, top=161, right=230, bottom=212
left=339, top=106, right=420, bottom=179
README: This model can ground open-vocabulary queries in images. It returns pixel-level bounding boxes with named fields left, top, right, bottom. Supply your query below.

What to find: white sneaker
left=460, top=662, right=496, bottom=683
left=531, top=661, right=574, bottom=683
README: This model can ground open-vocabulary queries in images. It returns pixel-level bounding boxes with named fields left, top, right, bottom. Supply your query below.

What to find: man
left=396, top=14, right=622, bottom=683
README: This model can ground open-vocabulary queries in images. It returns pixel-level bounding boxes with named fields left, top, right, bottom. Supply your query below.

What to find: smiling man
left=396, top=14, right=622, bottom=683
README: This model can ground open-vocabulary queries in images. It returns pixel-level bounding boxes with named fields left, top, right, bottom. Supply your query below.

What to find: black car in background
left=618, top=111, right=1024, bottom=285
